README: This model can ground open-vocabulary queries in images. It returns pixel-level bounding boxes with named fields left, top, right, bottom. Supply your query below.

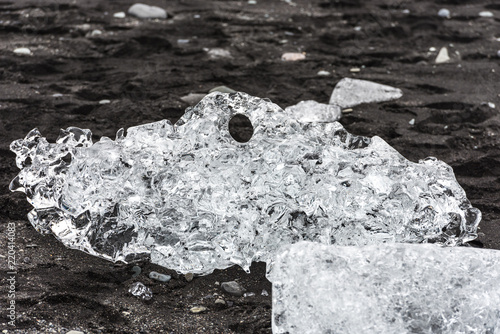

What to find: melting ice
left=10, top=92, right=480, bottom=274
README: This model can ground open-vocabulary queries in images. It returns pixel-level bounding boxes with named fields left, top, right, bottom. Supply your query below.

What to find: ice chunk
left=10, top=92, right=480, bottom=275
left=128, top=3, right=167, bottom=19
left=284, top=100, right=341, bottom=123
left=268, top=242, right=500, bottom=334
left=329, top=78, right=403, bottom=108
left=435, top=47, right=451, bottom=64
left=128, top=282, right=152, bottom=300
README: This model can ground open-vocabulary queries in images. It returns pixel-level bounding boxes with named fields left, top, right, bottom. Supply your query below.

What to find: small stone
left=113, top=12, right=126, bottom=19
left=131, top=265, right=141, bottom=278
left=281, top=52, right=306, bottom=61
left=429, top=47, right=436, bottom=52
left=221, top=281, right=246, bottom=297
left=487, top=102, right=495, bottom=109
left=209, top=86, right=236, bottom=94
left=226, top=300, right=234, bottom=307
left=317, top=70, right=331, bottom=76
left=435, top=47, right=450, bottom=64
left=122, top=311, right=130, bottom=315
left=243, top=292, right=255, bottom=297
left=261, top=289, right=269, bottom=296
left=438, top=8, right=450, bottom=18
left=409, top=118, right=415, bottom=125
left=23, top=257, right=31, bottom=264
left=149, top=271, right=171, bottom=282
left=479, top=11, right=494, bottom=18
left=180, top=93, right=206, bottom=106
left=26, top=244, right=38, bottom=248
left=190, top=306, right=207, bottom=314
left=128, top=3, right=167, bottom=19
left=90, top=29, right=102, bottom=36
left=129, top=282, right=152, bottom=300
left=185, top=273, right=194, bottom=282
left=99, top=99, right=111, bottom=104
left=349, top=68, right=361, bottom=73
left=215, top=298, right=226, bottom=305
left=14, top=47, right=31, bottom=55
left=401, top=9, right=410, bottom=14
left=177, top=39, right=190, bottom=44
left=342, top=108, right=353, bottom=114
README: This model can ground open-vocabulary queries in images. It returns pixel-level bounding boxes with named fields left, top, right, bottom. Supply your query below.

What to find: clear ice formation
left=10, top=92, right=480, bottom=275
left=329, top=78, right=403, bottom=108
left=129, top=282, right=153, bottom=300
left=284, top=100, right=342, bottom=123
left=268, top=242, right=500, bottom=334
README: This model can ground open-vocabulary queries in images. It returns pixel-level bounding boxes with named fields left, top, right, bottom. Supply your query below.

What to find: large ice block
left=268, top=242, right=500, bottom=334
left=10, top=92, right=479, bottom=275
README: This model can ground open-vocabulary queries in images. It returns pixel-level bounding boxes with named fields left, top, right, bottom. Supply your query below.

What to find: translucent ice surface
left=284, top=100, right=341, bottom=123
left=329, top=78, right=403, bottom=108
left=10, top=92, right=479, bottom=274
left=268, top=242, right=500, bottom=334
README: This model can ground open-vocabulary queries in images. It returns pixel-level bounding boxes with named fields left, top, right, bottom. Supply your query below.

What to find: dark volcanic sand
left=1, top=0, right=499, bottom=333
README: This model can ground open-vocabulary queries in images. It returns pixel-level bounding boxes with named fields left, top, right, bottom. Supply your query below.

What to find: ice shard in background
left=10, top=92, right=479, bottom=275
left=268, top=242, right=500, bottom=334
left=330, top=78, right=403, bottom=108
left=284, top=100, right=342, bottom=123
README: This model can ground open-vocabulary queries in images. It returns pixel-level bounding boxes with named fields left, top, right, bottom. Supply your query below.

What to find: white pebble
left=128, top=3, right=167, bottom=19
left=317, top=70, right=331, bottom=76
left=99, top=99, right=111, bottom=104
left=206, top=48, right=232, bottom=59
left=479, top=11, right=494, bottom=18
left=401, top=9, right=410, bottom=14
left=435, top=47, right=450, bottom=64
left=52, top=93, right=63, bottom=98
left=13, top=47, right=31, bottom=55
left=177, top=39, right=190, bottom=44
left=248, top=0, right=257, bottom=4
left=429, top=47, right=436, bottom=52
left=409, top=119, right=415, bottom=125
left=438, top=8, right=450, bottom=18
left=488, top=102, right=496, bottom=109
left=90, top=29, right=102, bottom=36
left=349, top=68, right=361, bottom=73
left=194, top=14, right=201, bottom=19
left=113, top=12, right=126, bottom=19
left=281, top=52, right=306, bottom=61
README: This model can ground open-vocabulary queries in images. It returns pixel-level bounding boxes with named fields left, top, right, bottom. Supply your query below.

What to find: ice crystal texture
left=268, top=242, right=500, bottom=334
left=10, top=92, right=479, bottom=274
left=330, top=78, right=403, bottom=108
left=284, top=100, right=341, bottom=123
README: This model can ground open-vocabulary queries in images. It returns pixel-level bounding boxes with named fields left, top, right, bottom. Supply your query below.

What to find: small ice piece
left=285, top=100, right=341, bottom=123
left=128, top=3, right=167, bottom=19
left=479, top=11, right=494, bottom=18
left=14, top=47, right=32, bottom=55
left=401, top=9, right=410, bottom=14
left=438, top=8, right=450, bottom=18
left=177, top=39, right=190, bottom=44
left=487, top=102, right=495, bottom=109
left=99, top=99, right=111, bottom=104
left=180, top=93, right=206, bottom=105
left=131, top=265, right=141, bottom=278
left=90, top=29, right=102, bottom=36
left=409, top=118, right=415, bottom=125
left=435, top=47, right=450, bottom=64
left=206, top=48, right=232, bottom=59
left=261, top=289, right=269, bottom=296
left=129, top=282, right=152, bottom=300
left=281, top=52, right=306, bottom=61
left=149, top=271, right=171, bottom=282
left=248, top=0, right=257, bottom=4
left=243, top=292, right=255, bottom=297
left=10, top=92, right=480, bottom=275
left=329, top=78, right=403, bottom=108
left=113, top=12, right=126, bottom=19
left=317, top=70, right=330, bottom=76
left=268, top=242, right=500, bottom=334
left=52, top=93, right=63, bottom=98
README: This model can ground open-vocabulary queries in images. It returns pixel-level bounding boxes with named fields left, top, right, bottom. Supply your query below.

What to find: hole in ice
left=228, top=114, right=253, bottom=143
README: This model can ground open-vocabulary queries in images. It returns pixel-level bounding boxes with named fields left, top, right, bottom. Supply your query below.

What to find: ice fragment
left=128, top=3, right=167, bottom=19
left=268, top=242, right=500, bottom=334
left=129, top=282, right=152, bottom=300
left=10, top=92, right=480, bottom=275
left=285, top=100, right=341, bottom=123
left=438, top=8, right=451, bottom=18
left=329, top=78, right=402, bottom=108
left=435, top=47, right=451, bottom=64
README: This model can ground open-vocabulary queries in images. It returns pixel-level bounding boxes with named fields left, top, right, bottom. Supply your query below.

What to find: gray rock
left=149, top=271, right=171, bottom=282
left=128, top=3, right=167, bottom=19
left=221, top=281, right=246, bottom=297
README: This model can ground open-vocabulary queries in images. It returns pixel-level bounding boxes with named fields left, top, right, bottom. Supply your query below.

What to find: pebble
left=349, top=67, right=361, bottom=73
left=438, top=8, right=450, bottom=18
left=261, top=289, right=269, bottom=296
left=221, top=281, right=246, bottom=297
left=409, top=118, right=415, bottom=125
left=479, top=11, right=494, bottom=18
left=149, top=271, right=171, bottom=282
left=99, top=99, right=111, bottom=104
left=52, top=93, right=63, bottom=98
left=248, top=0, right=257, bottom=4
left=131, top=265, right=141, bottom=278
left=128, top=3, right=167, bottom=19
left=14, top=47, right=31, bottom=55
left=281, top=52, right=305, bottom=61
left=401, top=9, right=410, bottom=14
left=113, top=12, right=126, bottom=19
left=90, top=29, right=102, bottom=36
left=243, top=292, right=255, bottom=297
left=342, top=108, right=353, bottom=114
left=209, top=86, right=236, bottom=94
left=206, top=48, right=232, bottom=59
left=215, top=298, right=226, bottom=305
left=180, top=93, right=206, bottom=106
left=190, top=306, right=207, bottom=314
left=487, top=102, right=496, bottom=109
left=23, top=257, right=31, bottom=264
left=317, top=70, right=331, bottom=76
left=67, top=331, right=84, bottom=334
left=177, top=39, right=190, bottom=44
left=185, top=273, right=194, bottom=282
left=429, top=47, right=436, bottom=52
left=435, top=47, right=450, bottom=64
